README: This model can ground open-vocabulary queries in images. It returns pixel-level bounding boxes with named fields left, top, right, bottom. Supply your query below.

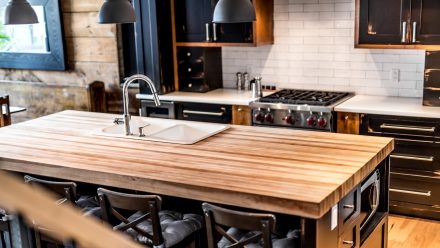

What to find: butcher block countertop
left=0, top=111, right=394, bottom=219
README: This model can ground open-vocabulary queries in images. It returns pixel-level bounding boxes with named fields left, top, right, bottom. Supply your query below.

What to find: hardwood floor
left=389, top=215, right=440, bottom=248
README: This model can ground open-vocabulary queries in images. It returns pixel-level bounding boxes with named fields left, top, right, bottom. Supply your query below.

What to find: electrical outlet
left=390, top=68, right=400, bottom=83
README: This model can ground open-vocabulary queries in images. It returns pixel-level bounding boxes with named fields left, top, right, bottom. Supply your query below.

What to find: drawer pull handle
left=395, top=138, right=435, bottom=144
left=401, top=21, right=407, bottom=43
left=412, top=22, right=418, bottom=43
left=390, top=188, right=431, bottom=197
left=343, top=240, right=354, bottom=245
left=343, top=204, right=355, bottom=209
left=380, top=124, right=435, bottom=133
left=390, top=154, right=434, bottom=162
left=183, top=110, right=224, bottom=117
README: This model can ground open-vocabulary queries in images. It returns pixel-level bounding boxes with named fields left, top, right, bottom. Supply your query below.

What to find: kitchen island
left=0, top=111, right=393, bottom=248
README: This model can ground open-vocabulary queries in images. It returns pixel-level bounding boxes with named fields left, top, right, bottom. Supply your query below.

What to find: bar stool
left=24, top=175, right=101, bottom=248
left=97, top=188, right=203, bottom=248
left=0, top=95, right=11, bottom=127
left=0, top=209, right=12, bottom=248
left=202, top=203, right=300, bottom=248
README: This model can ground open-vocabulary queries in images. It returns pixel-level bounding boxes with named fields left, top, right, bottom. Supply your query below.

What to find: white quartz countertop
left=137, top=88, right=273, bottom=106
left=335, top=95, right=440, bottom=118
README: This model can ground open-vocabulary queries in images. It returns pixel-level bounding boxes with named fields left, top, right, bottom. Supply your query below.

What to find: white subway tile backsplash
left=222, top=0, right=425, bottom=97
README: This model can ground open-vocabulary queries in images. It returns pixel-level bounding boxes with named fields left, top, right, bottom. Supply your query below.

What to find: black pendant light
left=213, top=0, right=256, bottom=23
left=3, top=0, right=38, bottom=25
left=98, top=0, right=136, bottom=24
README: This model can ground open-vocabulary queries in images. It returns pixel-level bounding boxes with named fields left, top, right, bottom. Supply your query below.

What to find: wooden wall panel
left=63, top=12, right=116, bottom=38
left=66, top=38, right=118, bottom=63
left=61, top=0, right=104, bottom=13
left=0, top=81, right=89, bottom=123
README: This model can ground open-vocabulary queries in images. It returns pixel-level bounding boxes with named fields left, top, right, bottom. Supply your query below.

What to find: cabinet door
left=232, top=106, right=252, bottom=125
left=358, top=0, right=411, bottom=44
left=411, top=0, right=440, bottom=44
left=174, top=0, right=215, bottom=42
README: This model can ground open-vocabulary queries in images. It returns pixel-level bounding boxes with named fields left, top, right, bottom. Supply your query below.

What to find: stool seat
left=118, top=210, right=203, bottom=247
left=218, top=228, right=300, bottom=248
left=76, top=195, right=101, bottom=217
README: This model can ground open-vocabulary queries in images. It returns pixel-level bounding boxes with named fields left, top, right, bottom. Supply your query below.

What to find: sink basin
left=94, top=117, right=230, bottom=145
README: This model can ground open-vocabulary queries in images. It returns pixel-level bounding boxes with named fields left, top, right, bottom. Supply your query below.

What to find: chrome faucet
left=120, top=74, right=161, bottom=136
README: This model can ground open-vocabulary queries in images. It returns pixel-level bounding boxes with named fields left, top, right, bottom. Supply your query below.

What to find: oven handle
left=380, top=124, right=436, bottom=133
left=390, top=154, right=434, bottom=162
left=183, top=110, right=224, bottom=117
left=390, top=188, right=431, bottom=197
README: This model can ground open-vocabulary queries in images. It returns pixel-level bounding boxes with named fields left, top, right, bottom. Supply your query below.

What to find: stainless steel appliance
left=250, top=89, right=353, bottom=132
left=360, top=170, right=381, bottom=231
left=140, top=100, right=176, bottom=119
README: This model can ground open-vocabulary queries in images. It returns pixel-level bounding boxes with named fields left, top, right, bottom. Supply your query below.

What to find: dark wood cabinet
left=357, top=0, right=411, bottom=45
left=174, top=0, right=214, bottom=43
left=411, top=0, right=440, bottom=45
left=176, top=47, right=223, bottom=92
left=356, top=0, right=440, bottom=49
left=172, top=0, right=273, bottom=47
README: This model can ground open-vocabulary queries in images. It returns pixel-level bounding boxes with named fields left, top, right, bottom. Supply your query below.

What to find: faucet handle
left=114, top=118, right=124, bottom=125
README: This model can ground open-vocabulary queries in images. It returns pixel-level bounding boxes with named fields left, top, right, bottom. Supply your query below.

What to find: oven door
left=360, top=170, right=380, bottom=231
left=140, top=100, right=176, bottom=119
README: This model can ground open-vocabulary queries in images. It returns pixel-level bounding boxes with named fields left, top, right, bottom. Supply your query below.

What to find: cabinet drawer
left=362, top=115, right=440, bottom=139
left=176, top=102, right=232, bottom=124
left=390, top=172, right=440, bottom=206
left=391, top=139, right=440, bottom=172
left=339, top=220, right=360, bottom=248
left=339, top=186, right=361, bottom=235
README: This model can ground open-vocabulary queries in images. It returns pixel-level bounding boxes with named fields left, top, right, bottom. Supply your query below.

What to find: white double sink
left=94, top=116, right=230, bottom=145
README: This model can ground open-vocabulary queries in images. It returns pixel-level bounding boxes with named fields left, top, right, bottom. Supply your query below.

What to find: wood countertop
left=0, top=111, right=394, bottom=219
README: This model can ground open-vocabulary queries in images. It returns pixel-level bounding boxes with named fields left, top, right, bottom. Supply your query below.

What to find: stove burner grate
left=259, top=90, right=350, bottom=106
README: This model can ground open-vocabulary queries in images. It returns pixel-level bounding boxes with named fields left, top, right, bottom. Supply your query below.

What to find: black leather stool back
left=97, top=188, right=164, bottom=246
left=202, top=203, right=276, bottom=248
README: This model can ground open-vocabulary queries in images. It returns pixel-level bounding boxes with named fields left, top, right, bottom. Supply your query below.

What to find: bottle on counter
left=243, top=72, right=250, bottom=91
left=236, top=72, right=243, bottom=90
left=254, top=76, right=263, bottom=97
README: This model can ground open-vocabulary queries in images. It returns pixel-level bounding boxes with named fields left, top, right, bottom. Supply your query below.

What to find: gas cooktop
left=258, top=89, right=351, bottom=106
left=250, top=89, right=353, bottom=131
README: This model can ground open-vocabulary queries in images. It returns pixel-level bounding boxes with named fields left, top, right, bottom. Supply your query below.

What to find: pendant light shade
left=213, top=0, right=256, bottom=23
left=98, top=0, right=136, bottom=24
left=3, top=0, right=38, bottom=25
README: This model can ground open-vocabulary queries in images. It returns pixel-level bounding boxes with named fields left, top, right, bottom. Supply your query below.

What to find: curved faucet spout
left=122, top=74, right=161, bottom=136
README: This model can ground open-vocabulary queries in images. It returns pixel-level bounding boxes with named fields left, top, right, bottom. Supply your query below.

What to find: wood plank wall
left=0, top=0, right=132, bottom=123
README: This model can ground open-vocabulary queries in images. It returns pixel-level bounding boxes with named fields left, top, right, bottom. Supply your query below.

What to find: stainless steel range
left=250, top=89, right=353, bottom=132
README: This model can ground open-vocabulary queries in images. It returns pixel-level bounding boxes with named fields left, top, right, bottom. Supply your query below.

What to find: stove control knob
left=283, top=115, right=294, bottom=124
left=317, top=117, right=327, bottom=127
left=306, top=116, right=316, bottom=126
left=265, top=113, right=274, bottom=123
left=254, top=112, right=264, bottom=122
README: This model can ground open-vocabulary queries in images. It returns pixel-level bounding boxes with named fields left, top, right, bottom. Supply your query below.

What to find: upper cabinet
left=356, top=0, right=440, bottom=49
left=172, top=0, right=273, bottom=47
left=411, top=0, right=440, bottom=45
